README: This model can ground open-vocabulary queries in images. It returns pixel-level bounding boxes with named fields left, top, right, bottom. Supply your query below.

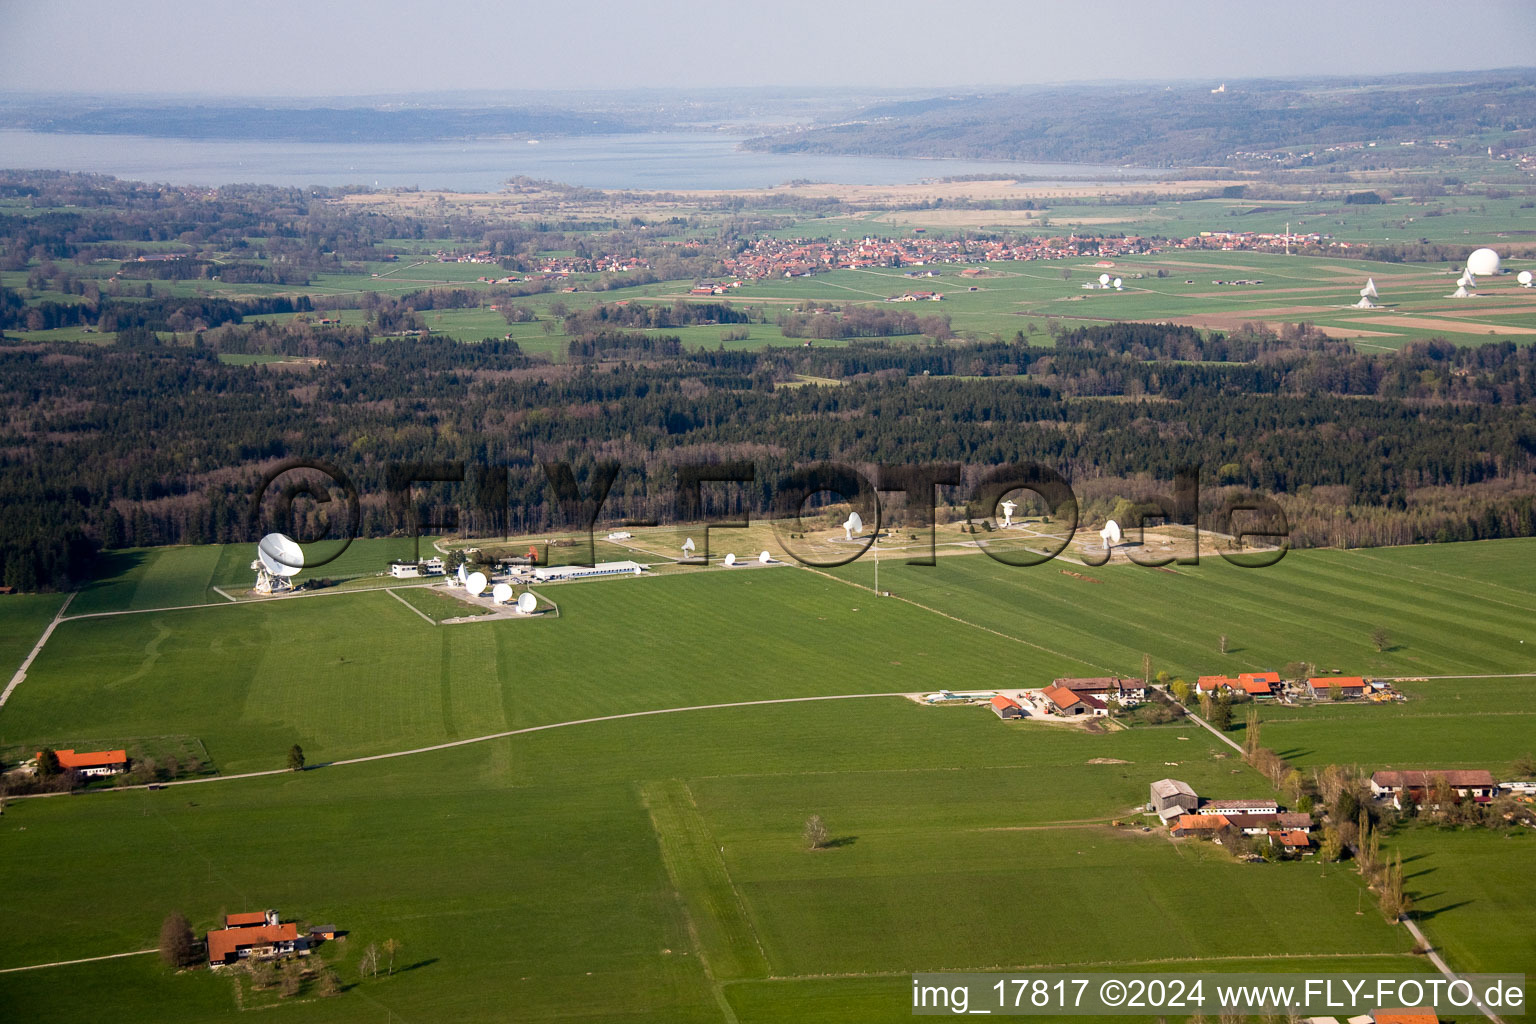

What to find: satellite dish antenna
left=759, top=550, right=772, bottom=564
left=457, top=563, right=468, bottom=586
left=466, top=571, right=488, bottom=597
left=516, top=591, right=537, bottom=614
left=1098, top=273, right=1111, bottom=286
left=258, top=533, right=304, bottom=577
left=491, top=582, right=513, bottom=604
left=681, top=537, right=696, bottom=555
left=1112, top=277, right=1123, bottom=290
left=1519, top=270, right=1534, bottom=287
left=1099, top=519, right=1122, bottom=550
left=1361, top=278, right=1378, bottom=299
left=723, top=553, right=736, bottom=567
left=842, top=511, right=863, bottom=541
left=999, top=499, right=1018, bottom=527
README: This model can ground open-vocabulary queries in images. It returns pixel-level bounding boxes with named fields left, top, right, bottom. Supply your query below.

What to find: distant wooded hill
left=745, top=70, right=1536, bottom=168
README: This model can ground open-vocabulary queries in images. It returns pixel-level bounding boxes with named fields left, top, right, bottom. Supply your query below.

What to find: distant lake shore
left=0, top=130, right=1164, bottom=191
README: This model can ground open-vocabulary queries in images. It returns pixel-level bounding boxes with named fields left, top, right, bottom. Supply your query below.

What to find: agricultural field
left=3, top=535, right=1535, bottom=1021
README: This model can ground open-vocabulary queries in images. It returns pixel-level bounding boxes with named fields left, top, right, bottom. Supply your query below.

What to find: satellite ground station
left=251, top=533, right=303, bottom=594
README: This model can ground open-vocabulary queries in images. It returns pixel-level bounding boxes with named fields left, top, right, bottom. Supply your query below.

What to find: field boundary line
left=802, top=565, right=1118, bottom=673
left=386, top=587, right=439, bottom=625
left=0, top=947, right=156, bottom=974
left=0, top=591, right=75, bottom=709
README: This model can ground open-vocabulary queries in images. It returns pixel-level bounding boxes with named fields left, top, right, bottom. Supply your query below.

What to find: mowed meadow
left=1, top=537, right=1535, bottom=1021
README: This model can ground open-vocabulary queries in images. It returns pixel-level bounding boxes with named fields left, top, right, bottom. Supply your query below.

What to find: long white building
left=531, top=560, right=646, bottom=582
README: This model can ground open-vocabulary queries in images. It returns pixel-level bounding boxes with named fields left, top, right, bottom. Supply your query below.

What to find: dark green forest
left=3, top=319, right=1535, bottom=590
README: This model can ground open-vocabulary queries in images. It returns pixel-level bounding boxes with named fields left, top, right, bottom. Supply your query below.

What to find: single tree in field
left=279, top=965, right=302, bottom=998
left=1370, top=627, right=1390, bottom=653
left=1170, top=679, right=1192, bottom=705
left=1060, top=267, right=1072, bottom=281
left=1515, top=753, right=1536, bottom=779
left=383, top=937, right=401, bottom=975
left=1243, top=709, right=1261, bottom=756
left=36, top=748, right=62, bottom=778
left=317, top=968, right=342, bottom=997
left=287, top=744, right=305, bottom=772
left=803, top=814, right=828, bottom=850
left=1218, top=633, right=1229, bottom=656
left=1142, top=652, right=1152, bottom=684
left=1210, top=693, right=1234, bottom=732
left=159, top=912, right=195, bottom=968
left=359, top=942, right=380, bottom=979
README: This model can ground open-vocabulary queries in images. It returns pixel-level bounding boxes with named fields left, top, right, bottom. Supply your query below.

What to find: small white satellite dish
left=456, top=563, right=468, bottom=585
left=257, top=533, right=304, bottom=577
left=1099, top=519, right=1123, bottom=549
left=842, top=511, right=863, bottom=540
left=681, top=537, right=696, bottom=555
left=759, top=550, right=772, bottom=564
left=723, top=553, right=737, bottom=567
left=1112, top=277, right=1123, bottom=290
left=1000, top=499, right=1018, bottom=526
left=466, top=571, right=488, bottom=597
left=1098, top=273, right=1111, bottom=286
left=516, top=591, right=537, bottom=614
left=1519, top=270, right=1534, bottom=287
left=491, top=582, right=513, bottom=604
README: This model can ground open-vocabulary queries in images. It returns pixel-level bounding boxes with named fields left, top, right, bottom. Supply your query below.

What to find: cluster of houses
left=1196, top=673, right=1401, bottom=703
left=1150, top=779, right=1314, bottom=854
left=207, top=909, right=337, bottom=967
left=987, top=677, right=1150, bottom=720
left=716, top=234, right=1160, bottom=281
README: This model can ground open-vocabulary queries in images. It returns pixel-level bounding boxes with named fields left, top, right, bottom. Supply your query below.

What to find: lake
left=0, top=130, right=1161, bottom=191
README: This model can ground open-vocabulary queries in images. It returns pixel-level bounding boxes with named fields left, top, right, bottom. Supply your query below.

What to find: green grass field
left=2, top=537, right=1534, bottom=1021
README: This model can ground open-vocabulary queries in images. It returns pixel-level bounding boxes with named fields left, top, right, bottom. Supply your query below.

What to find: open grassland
left=0, top=698, right=1421, bottom=1024
left=0, top=565, right=1102, bottom=773
left=828, top=537, right=1536, bottom=683
left=1243, top=677, right=1536, bottom=776
left=2, top=537, right=1534, bottom=1021
left=0, top=591, right=68, bottom=681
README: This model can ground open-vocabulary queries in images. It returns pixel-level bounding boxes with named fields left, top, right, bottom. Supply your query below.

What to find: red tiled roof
left=1041, top=684, right=1084, bottom=710
left=225, top=912, right=268, bottom=928
left=1173, top=814, right=1228, bottom=832
left=40, top=749, right=128, bottom=770
left=207, top=922, right=298, bottom=963
left=1309, top=676, right=1366, bottom=689
left=990, top=695, right=1021, bottom=711
left=1197, top=675, right=1236, bottom=691
left=1272, top=830, right=1312, bottom=848
left=1373, top=1010, right=1438, bottom=1024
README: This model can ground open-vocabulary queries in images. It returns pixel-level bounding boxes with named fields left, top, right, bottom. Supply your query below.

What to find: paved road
left=0, top=948, right=156, bottom=974
left=0, top=592, right=74, bottom=708
left=7, top=692, right=916, bottom=800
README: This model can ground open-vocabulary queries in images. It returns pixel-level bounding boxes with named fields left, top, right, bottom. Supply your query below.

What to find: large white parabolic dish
left=466, top=571, right=488, bottom=597
left=257, top=533, right=304, bottom=577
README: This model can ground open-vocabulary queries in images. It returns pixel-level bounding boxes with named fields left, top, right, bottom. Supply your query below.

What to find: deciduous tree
left=803, top=814, right=828, bottom=850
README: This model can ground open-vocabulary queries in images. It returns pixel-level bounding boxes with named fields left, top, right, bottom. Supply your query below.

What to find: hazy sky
left=2, top=0, right=1534, bottom=97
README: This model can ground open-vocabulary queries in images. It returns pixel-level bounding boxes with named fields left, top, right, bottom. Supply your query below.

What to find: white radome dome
left=1466, top=248, right=1501, bottom=276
